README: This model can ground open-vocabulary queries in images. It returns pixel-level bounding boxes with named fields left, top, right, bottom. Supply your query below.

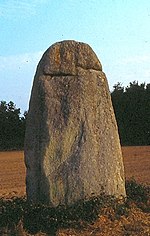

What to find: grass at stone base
left=0, top=179, right=149, bottom=236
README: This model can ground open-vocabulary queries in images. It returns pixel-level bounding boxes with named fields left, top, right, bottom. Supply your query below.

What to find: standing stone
left=24, top=40, right=126, bottom=206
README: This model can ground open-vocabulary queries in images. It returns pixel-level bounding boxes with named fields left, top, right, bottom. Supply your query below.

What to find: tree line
left=111, top=81, right=150, bottom=146
left=0, top=81, right=149, bottom=150
left=0, top=101, right=26, bottom=150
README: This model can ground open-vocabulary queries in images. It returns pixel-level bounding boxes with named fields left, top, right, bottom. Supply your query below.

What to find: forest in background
left=111, top=81, right=150, bottom=146
left=0, top=81, right=149, bottom=151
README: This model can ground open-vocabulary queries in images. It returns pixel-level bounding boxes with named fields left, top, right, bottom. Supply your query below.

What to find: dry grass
left=57, top=207, right=150, bottom=236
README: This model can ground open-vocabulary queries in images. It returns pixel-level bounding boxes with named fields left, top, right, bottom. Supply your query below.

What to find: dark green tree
left=0, top=101, right=26, bottom=150
left=111, top=81, right=150, bottom=146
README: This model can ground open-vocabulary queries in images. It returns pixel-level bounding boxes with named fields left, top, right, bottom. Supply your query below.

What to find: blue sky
left=0, top=0, right=150, bottom=113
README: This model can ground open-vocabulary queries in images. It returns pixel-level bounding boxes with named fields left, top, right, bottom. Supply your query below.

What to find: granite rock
left=24, top=40, right=126, bottom=206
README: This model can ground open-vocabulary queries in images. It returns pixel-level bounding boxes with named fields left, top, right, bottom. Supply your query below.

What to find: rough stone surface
left=24, top=40, right=126, bottom=207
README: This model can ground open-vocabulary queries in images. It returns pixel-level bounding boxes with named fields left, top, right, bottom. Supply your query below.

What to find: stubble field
left=0, top=146, right=149, bottom=198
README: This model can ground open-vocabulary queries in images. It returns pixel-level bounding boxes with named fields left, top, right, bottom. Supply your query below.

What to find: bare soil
left=0, top=151, right=26, bottom=198
left=122, top=146, right=150, bottom=185
left=0, top=146, right=149, bottom=198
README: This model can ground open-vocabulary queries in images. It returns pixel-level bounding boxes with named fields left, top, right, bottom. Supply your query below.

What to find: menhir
left=24, top=40, right=126, bottom=207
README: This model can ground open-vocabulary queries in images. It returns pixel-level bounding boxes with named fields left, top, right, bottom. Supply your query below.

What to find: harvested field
left=0, top=151, right=26, bottom=198
left=0, top=146, right=149, bottom=198
left=122, top=146, right=150, bottom=185
left=0, top=147, right=149, bottom=236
